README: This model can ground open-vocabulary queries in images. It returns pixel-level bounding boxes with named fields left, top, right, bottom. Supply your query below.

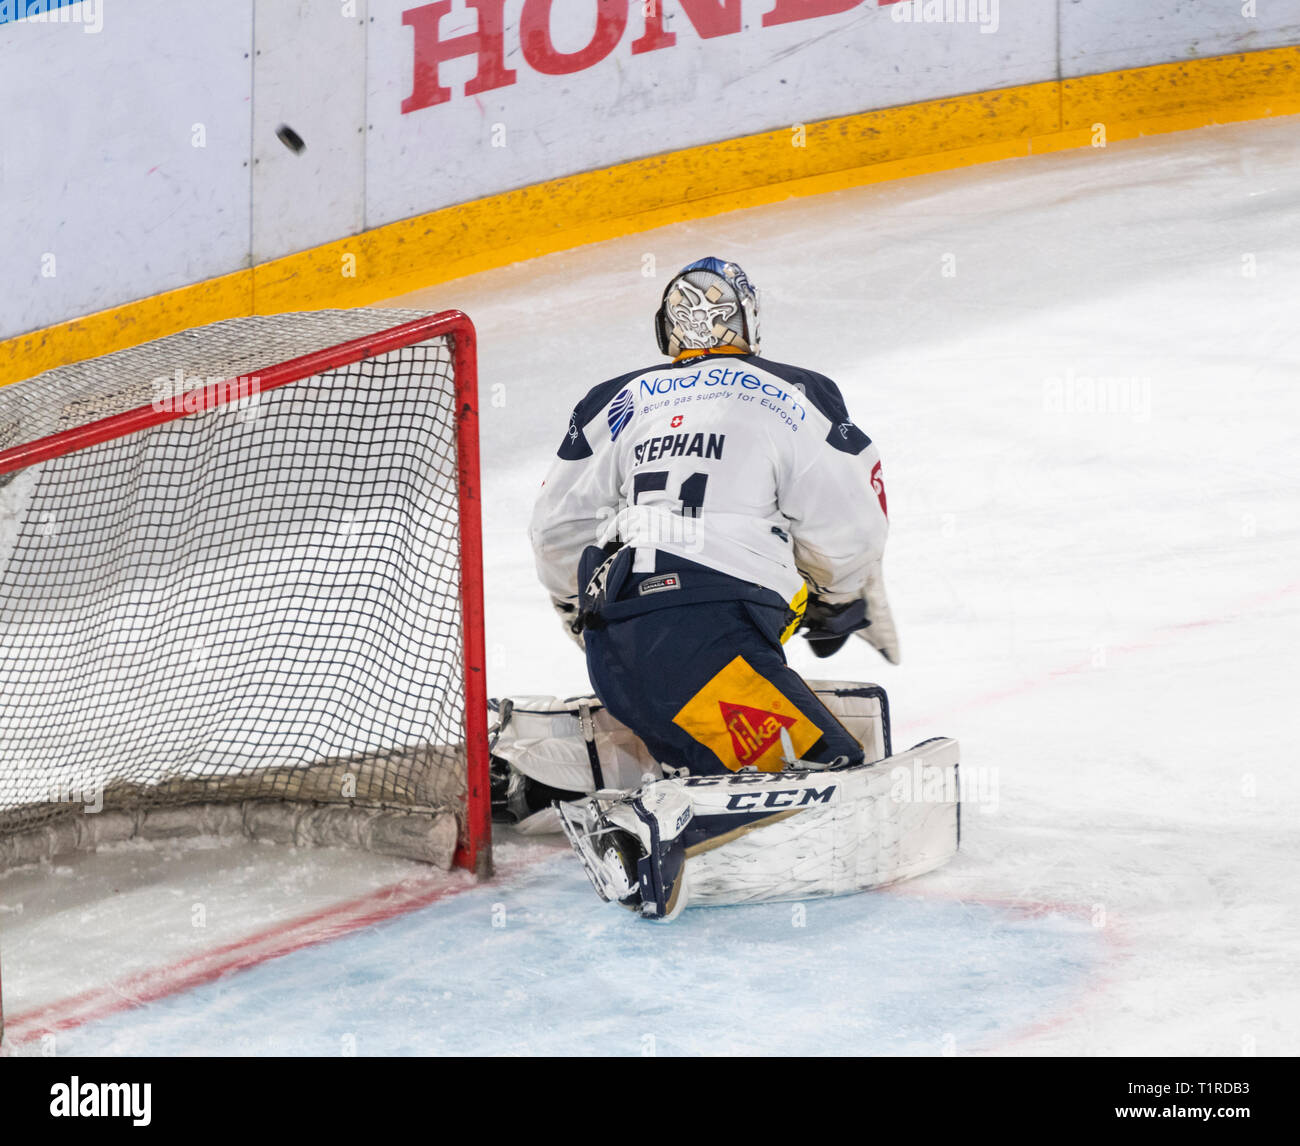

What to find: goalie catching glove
left=800, top=560, right=900, bottom=665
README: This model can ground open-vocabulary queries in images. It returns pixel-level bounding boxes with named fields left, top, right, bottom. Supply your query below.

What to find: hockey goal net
left=0, top=309, right=490, bottom=878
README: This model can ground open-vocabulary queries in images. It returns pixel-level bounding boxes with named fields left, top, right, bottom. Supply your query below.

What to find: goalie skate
left=555, top=796, right=643, bottom=906
left=558, top=781, right=696, bottom=920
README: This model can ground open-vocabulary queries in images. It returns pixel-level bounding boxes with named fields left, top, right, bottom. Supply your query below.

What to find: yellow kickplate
left=673, top=655, right=823, bottom=773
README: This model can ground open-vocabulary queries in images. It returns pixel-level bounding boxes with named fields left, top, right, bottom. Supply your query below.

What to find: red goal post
left=0, top=310, right=491, bottom=877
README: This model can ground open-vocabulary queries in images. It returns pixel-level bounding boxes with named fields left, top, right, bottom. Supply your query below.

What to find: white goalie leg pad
left=678, top=738, right=959, bottom=909
left=559, top=739, right=958, bottom=918
left=491, top=696, right=661, bottom=792
left=490, top=696, right=664, bottom=832
left=807, top=680, right=890, bottom=763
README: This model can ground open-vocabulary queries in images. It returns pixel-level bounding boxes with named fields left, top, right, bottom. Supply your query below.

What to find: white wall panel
left=1060, top=0, right=1300, bottom=77
left=251, top=0, right=367, bottom=262
left=0, top=0, right=253, bottom=337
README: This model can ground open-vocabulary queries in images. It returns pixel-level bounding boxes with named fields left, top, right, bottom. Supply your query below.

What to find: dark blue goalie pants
left=581, top=550, right=865, bottom=776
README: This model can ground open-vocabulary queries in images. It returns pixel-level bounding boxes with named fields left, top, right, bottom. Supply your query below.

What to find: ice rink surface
left=2, top=116, right=1298, bottom=1056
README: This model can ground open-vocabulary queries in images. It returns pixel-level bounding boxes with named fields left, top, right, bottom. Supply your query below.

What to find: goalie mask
left=655, top=257, right=760, bottom=357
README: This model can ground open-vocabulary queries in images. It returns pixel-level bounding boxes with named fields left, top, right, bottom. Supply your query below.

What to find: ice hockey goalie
left=519, top=257, right=960, bottom=920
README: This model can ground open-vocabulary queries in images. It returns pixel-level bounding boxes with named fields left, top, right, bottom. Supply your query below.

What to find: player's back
left=533, top=343, right=885, bottom=615
left=591, top=352, right=864, bottom=603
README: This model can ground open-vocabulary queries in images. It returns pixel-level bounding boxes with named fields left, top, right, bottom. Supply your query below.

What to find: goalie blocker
left=489, top=684, right=959, bottom=920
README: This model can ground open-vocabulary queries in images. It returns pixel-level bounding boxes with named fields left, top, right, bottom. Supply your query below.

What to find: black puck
left=275, top=124, right=305, bottom=154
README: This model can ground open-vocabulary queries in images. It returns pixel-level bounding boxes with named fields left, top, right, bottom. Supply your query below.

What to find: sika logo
left=673, top=655, right=822, bottom=770
left=720, top=701, right=797, bottom=767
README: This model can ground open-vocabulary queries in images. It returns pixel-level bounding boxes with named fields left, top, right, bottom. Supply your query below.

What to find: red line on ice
left=911, top=577, right=1300, bottom=727
left=894, top=581, right=1300, bottom=1052
left=888, top=885, right=1134, bottom=1054
left=2, top=854, right=549, bottom=1048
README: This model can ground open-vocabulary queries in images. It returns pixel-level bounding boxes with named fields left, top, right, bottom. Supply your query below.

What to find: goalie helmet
left=655, top=257, right=760, bottom=357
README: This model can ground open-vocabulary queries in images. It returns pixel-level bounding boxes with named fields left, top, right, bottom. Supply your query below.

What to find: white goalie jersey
left=529, top=352, right=890, bottom=613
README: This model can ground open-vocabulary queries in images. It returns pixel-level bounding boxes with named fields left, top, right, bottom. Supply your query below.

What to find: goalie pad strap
left=576, top=701, right=605, bottom=790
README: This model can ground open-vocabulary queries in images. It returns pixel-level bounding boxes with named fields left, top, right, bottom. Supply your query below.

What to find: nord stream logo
left=401, top=1, right=898, bottom=114
left=637, top=366, right=806, bottom=419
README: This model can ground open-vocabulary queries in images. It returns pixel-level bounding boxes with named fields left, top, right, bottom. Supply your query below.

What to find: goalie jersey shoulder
left=745, top=356, right=873, bottom=456
left=555, top=355, right=872, bottom=461
left=555, top=362, right=665, bottom=461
